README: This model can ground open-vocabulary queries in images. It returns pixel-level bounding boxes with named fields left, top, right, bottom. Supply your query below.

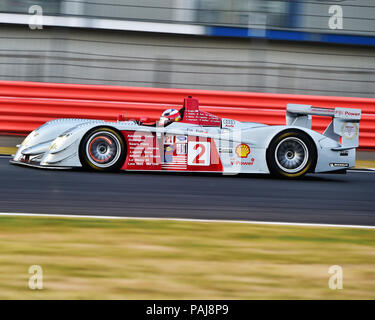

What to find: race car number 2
left=188, top=141, right=210, bottom=166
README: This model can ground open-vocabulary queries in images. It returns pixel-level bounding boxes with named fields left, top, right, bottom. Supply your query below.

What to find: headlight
left=21, top=130, right=39, bottom=146
left=49, top=132, right=73, bottom=151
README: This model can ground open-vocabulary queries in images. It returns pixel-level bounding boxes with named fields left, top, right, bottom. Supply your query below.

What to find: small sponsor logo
left=222, top=119, right=236, bottom=128
left=330, top=163, right=349, bottom=168
left=219, top=147, right=233, bottom=154
left=164, top=145, right=174, bottom=163
left=176, top=135, right=187, bottom=143
left=341, top=122, right=359, bottom=140
left=176, top=143, right=187, bottom=155
left=345, top=111, right=360, bottom=117
left=340, top=151, right=349, bottom=156
left=235, top=144, right=251, bottom=158
left=164, top=145, right=174, bottom=152
left=164, top=135, right=174, bottom=144
left=312, top=107, right=335, bottom=115
left=187, top=128, right=207, bottom=134
left=335, top=110, right=344, bottom=117
left=335, top=110, right=361, bottom=118
left=231, top=158, right=255, bottom=166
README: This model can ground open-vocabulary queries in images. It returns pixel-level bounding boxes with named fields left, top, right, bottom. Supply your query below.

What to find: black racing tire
left=266, top=130, right=317, bottom=179
left=79, top=127, right=126, bottom=172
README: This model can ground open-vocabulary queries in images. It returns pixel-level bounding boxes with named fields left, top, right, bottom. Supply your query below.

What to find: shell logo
left=235, top=144, right=250, bottom=158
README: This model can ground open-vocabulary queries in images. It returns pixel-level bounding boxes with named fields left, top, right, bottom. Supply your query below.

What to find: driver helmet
left=158, top=108, right=181, bottom=126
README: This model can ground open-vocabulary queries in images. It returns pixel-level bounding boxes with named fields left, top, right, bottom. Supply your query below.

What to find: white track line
left=0, top=212, right=375, bottom=230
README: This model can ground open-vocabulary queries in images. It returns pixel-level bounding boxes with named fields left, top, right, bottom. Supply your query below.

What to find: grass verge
left=0, top=147, right=17, bottom=155
left=0, top=216, right=374, bottom=299
left=355, top=160, right=375, bottom=169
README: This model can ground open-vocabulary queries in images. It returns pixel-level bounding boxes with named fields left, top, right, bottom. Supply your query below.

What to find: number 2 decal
left=193, top=143, right=205, bottom=164
left=188, top=142, right=210, bottom=166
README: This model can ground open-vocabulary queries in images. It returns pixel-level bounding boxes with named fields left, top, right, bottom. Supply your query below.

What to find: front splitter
left=9, top=159, right=73, bottom=170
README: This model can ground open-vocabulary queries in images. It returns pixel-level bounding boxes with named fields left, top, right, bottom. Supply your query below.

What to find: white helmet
left=158, top=108, right=181, bottom=126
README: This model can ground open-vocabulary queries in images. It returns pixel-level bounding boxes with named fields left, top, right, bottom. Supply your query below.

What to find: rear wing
left=286, top=104, right=361, bottom=150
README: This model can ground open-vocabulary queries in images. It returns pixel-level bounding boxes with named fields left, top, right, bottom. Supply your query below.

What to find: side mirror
left=140, top=117, right=150, bottom=123
left=117, top=114, right=126, bottom=121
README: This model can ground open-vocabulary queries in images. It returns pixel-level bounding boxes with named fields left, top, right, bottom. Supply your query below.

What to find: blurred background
left=0, top=0, right=374, bottom=97
left=1, top=2, right=375, bottom=301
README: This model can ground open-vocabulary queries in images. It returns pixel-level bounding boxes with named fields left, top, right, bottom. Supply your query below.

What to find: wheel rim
left=275, top=137, right=309, bottom=174
left=86, top=131, right=121, bottom=168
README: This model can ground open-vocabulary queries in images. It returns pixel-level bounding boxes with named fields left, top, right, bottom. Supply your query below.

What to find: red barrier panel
left=0, top=80, right=374, bottom=148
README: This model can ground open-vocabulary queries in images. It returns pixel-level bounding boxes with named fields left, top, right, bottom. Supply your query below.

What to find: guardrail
left=0, top=80, right=374, bottom=148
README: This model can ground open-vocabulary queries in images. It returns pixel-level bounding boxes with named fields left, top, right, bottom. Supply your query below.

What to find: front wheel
left=266, top=130, right=316, bottom=178
left=79, top=127, right=126, bottom=171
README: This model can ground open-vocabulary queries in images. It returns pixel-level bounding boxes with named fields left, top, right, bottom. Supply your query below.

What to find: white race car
left=11, top=96, right=361, bottom=178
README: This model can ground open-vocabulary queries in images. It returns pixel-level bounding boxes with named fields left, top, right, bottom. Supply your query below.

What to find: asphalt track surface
left=1, top=157, right=375, bottom=226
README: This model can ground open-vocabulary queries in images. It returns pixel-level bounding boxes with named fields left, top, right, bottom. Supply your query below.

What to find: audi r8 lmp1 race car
left=11, top=96, right=361, bottom=178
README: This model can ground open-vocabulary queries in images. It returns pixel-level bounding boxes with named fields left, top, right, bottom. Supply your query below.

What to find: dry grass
left=356, top=160, right=375, bottom=169
left=0, top=147, right=17, bottom=155
left=0, top=216, right=374, bottom=299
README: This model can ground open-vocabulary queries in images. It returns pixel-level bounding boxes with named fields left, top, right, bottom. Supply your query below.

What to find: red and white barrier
left=0, top=80, right=374, bottom=148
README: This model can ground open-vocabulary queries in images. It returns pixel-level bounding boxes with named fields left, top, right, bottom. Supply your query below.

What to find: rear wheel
left=79, top=127, right=126, bottom=171
left=266, top=130, right=316, bottom=178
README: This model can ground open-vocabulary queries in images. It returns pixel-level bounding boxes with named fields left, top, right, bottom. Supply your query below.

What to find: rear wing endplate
left=286, top=104, right=361, bottom=150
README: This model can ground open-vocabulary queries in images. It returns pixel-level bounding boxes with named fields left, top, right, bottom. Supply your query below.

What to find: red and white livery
left=11, top=96, right=361, bottom=178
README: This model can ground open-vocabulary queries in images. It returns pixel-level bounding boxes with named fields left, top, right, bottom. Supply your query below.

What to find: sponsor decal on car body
left=230, top=158, right=255, bottom=166
left=221, top=119, right=236, bottom=128
left=219, top=147, right=233, bottom=154
left=329, top=163, right=349, bottom=168
left=176, top=135, right=187, bottom=143
left=164, top=135, right=174, bottom=144
left=176, top=143, right=187, bottom=155
left=235, top=144, right=251, bottom=158
left=188, top=141, right=211, bottom=166
left=341, top=122, right=359, bottom=140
